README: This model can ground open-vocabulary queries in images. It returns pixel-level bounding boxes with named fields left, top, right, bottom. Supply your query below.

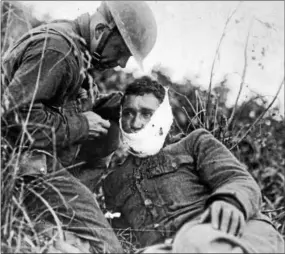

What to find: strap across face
left=92, top=27, right=116, bottom=62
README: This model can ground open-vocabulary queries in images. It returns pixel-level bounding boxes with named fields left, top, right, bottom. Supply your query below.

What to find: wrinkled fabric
left=1, top=20, right=91, bottom=167
left=1, top=18, right=124, bottom=253
left=24, top=169, right=123, bottom=253
left=103, top=128, right=282, bottom=251
left=72, top=92, right=123, bottom=189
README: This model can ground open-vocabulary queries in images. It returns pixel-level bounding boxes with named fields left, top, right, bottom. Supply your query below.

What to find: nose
left=131, top=115, right=144, bottom=132
left=118, top=55, right=130, bottom=68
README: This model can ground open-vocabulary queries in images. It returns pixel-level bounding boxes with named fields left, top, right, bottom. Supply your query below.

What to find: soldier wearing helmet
left=1, top=1, right=157, bottom=253
left=89, top=1, right=157, bottom=70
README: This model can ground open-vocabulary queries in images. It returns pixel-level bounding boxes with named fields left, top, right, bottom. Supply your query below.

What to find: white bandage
left=119, top=87, right=173, bottom=157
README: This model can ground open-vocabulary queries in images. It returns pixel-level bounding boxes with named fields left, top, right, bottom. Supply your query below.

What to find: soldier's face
left=100, top=31, right=131, bottom=69
left=121, top=93, right=161, bottom=133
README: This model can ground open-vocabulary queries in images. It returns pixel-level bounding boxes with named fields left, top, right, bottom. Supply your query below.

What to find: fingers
left=220, top=207, right=231, bottom=233
left=210, top=202, right=221, bottom=230
left=228, top=210, right=239, bottom=236
left=100, top=118, right=111, bottom=129
left=78, top=88, right=88, bottom=99
left=236, top=214, right=245, bottom=236
left=83, top=111, right=111, bottom=138
left=208, top=201, right=246, bottom=236
left=89, top=125, right=108, bottom=137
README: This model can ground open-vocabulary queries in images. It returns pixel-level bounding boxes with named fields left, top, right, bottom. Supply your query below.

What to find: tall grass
left=1, top=1, right=284, bottom=253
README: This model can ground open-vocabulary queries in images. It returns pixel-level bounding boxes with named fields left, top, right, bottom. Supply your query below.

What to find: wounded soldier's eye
left=122, top=110, right=133, bottom=117
left=142, top=112, right=152, bottom=118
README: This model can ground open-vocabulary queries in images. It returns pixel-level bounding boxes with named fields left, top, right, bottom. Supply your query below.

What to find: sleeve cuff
left=205, top=192, right=248, bottom=220
left=205, top=193, right=247, bottom=219
left=66, top=113, right=89, bottom=144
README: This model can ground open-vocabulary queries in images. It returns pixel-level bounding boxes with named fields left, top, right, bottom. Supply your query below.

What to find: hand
left=83, top=111, right=110, bottom=138
left=78, top=88, right=88, bottom=99
left=199, top=200, right=245, bottom=236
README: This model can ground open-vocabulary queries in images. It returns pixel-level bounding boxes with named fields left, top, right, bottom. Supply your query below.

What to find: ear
left=95, top=23, right=107, bottom=39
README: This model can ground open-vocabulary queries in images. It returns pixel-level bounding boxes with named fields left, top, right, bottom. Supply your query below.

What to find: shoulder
left=186, top=128, right=212, bottom=140
left=20, top=23, right=80, bottom=58
left=166, top=128, right=212, bottom=148
left=163, top=128, right=220, bottom=158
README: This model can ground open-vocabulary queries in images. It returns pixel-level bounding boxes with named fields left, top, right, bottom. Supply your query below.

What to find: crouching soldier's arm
left=185, top=128, right=262, bottom=235
left=2, top=49, right=90, bottom=150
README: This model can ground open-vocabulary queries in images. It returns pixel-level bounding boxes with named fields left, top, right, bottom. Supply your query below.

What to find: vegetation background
left=1, top=1, right=284, bottom=252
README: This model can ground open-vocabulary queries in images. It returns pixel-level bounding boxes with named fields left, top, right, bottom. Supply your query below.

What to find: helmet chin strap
left=91, top=27, right=115, bottom=68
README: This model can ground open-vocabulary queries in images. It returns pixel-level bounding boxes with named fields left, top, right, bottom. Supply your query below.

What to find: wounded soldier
left=102, top=77, right=284, bottom=253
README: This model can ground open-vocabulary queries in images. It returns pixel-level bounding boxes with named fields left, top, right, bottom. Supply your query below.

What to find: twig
left=195, top=90, right=206, bottom=127
left=170, top=88, right=198, bottom=116
left=182, top=107, right=196, bottom=130
left=230, top=77, right=284, bottom=150
left=205, top=2, right=242, bottom=129
left=173, top=116, right=185, bottom=135
left=228, top=18, right=254, bottom=129
left=171, top=88, right=204, bottom=127
left=262, top=207, right=284, bottom=213
left=1, top=2, right=13, bottom=55
left=27, top=187, right=64, bottom=240
left=12, top=196, right=41, bottom=248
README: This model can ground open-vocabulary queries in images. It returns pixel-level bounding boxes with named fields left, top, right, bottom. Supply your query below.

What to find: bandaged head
left=119, top=86, right=173, bottom=157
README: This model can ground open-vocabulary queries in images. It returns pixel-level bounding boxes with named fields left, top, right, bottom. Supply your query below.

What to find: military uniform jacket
left=103, top=129, right=272, bottom=247
left=2, top=21, right=92, bottom=167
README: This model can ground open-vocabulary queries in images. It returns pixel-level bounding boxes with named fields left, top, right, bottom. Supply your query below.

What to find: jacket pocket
left=145, top=152, right=194, bottom=178
left=17, top=149, right=48, bottom=176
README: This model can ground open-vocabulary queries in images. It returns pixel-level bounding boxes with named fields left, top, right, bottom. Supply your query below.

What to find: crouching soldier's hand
left=83, top=111, right=110, bottom=138
left=199, top=200, right=245, bottom=236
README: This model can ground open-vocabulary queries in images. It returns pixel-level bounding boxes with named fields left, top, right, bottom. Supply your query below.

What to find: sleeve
left=184, top=128, right=262, bottom=220
left=93, top=92, right=123, bottom=122
left=2, top=48, right=89, bottom=149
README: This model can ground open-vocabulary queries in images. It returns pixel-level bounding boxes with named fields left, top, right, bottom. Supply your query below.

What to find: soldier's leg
left=24, top=169, right=123, bottom=253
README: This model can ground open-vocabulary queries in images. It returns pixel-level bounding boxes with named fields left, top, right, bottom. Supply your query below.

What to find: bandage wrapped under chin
left=119, top=87, right=173, bottom=157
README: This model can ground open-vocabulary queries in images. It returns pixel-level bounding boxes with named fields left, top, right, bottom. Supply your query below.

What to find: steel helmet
left=105, top=1, right=157, bottom=70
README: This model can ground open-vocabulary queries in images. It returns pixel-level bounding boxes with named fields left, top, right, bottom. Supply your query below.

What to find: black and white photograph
left=1, top=1, right=284, bottom=253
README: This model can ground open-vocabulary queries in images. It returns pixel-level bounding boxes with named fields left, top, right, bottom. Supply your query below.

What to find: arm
left=2, top=48, right=89, bottom=149
left=185, top=128, right=262, bottom=221
left=93, top=92, right=123, bottom=122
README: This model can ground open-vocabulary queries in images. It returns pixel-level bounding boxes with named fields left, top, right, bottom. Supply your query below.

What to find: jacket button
left=135, top=174, right=141, bottom=180
left=171, top=162, right=177, bottom=168
left=154, top=223, right=160, bottom=228
left=144, top=199, right=153, bottom=207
